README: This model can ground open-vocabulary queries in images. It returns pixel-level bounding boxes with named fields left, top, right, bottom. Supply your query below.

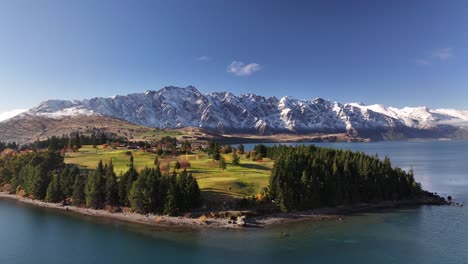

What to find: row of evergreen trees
left=28, top=132, right=115, bottom=151
left=0, top=141, right=18, bottom=152
left=0, top=151, right=201, bottom=215
left=1, top=133, right=117, bottom=152
left=268, top=145, right=423, bottom=212
left=0, top=151, right=64, bottom=198
left=76, top=157, right=201, bottom=215
left=128, top=167, right=200, bottom=215
left=19, top=134, right=190, bottom=156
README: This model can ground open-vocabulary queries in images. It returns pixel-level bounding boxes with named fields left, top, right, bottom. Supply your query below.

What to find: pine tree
left=174, top=161, right=181, bottom=171
left=186, top=173, right=201, bottom=209
left=75, top=132, right=81, bottom=148
left=105, top=160, right=119, bottom=206
left=213, top=151, right=221, bottom=161
left=97, top=160, right=104, bottom=176
left=13, top=164, right=35, bottom=194
left=118, top=172, right=128, bottom=206
left=175, top=169, right=188, bottom=210
left=164, top=186, right=177, bottom=216
left=72, top=173, right=86, bottom=205
left=128, top=173, right=147, bottom=213
left=60, top=166, right=79, bottom=198
left=91, top=132, right=97, bottom=149
left=232, top=152, right=240, bottom=166
left=218, top=156, right=227, bottom=171
left=60, top=167, right=71, bottom=197
left=118, top=155, right=138, bottom=206
left=28, top=167, right=49, bottom=200
left=46, top=174, right=63, bottom=203
left=223, top=145, right=233, bottom=154
left=237, top=144, right=245, bottom=154
left=85, top=170, right=102, bottom=209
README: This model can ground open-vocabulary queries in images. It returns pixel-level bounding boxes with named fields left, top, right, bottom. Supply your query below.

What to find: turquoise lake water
left=1, top=140, right=467, bottom=264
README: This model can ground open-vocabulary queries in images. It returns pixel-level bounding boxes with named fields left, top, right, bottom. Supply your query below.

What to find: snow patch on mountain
left=36, top=107, right=96, bottom=119
left=0, top=109, right=28, bottom=122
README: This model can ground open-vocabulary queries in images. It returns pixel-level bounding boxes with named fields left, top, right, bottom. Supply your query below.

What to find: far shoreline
left=215, top=132, right=468, bottom=145
left=0, top=192, right=449, bottom=232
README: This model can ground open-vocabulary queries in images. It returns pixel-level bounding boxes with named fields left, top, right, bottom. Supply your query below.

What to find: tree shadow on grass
left=201, top=188, right=240, bottom=202
left=239, top=163, right=270, bottom=171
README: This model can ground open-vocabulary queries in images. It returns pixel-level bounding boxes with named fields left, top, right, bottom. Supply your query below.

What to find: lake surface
left=1, top=140, right=467, bottom=264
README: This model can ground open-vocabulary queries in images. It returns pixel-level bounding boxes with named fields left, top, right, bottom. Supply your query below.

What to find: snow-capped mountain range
left=10, top=86, right=468, bottom=138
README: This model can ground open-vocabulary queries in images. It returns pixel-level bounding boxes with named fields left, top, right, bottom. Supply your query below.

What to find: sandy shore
left=0, top=192, right=447, bottom=231
left=0, top=192, right=238, bottom=231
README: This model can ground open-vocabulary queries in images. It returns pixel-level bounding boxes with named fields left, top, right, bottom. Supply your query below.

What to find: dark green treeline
left=0, top=152, right=200, bottom=215
left=267, top=145, right=422, bottom=212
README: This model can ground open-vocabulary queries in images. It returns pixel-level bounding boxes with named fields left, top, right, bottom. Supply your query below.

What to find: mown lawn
left=64, top=145, right=273, bottom=201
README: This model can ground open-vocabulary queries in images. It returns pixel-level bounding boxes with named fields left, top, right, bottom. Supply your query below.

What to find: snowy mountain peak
left=312, top=97, right=326, bottom=104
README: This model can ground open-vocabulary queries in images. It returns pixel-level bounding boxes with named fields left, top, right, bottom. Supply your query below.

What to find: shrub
left=199, top=214, right=207, bottom=223
left=1, top=184, right=12, bottom=193
left=16, top=186, right=26, bottom=197
left=255, top=153, right=263, bottom=161
left=179, top=160, right=191, bottom=169
left=256, top=193, right=264, bottom=202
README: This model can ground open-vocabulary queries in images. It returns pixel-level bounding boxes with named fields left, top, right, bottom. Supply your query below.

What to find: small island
left=0, top=134, right=448, bottom=230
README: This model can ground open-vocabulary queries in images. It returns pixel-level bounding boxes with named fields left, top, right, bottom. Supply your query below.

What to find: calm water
left=1, top=140, right=467, bottom=264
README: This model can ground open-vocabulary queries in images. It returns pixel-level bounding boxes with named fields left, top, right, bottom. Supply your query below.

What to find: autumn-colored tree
left=179, top=159, right=191, bottom=169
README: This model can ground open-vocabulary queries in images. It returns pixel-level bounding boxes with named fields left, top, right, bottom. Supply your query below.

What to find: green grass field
left=64, top=145, right=274, bottom=201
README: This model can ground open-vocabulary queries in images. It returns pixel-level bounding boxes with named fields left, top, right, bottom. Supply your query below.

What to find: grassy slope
left=64, top=145, right=273, bottom=201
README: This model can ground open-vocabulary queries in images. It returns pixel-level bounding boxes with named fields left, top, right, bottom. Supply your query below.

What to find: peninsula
left=0, top=135, right=449, bottom=230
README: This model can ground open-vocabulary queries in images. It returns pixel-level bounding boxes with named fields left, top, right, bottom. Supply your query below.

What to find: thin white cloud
left=227, top=61, right=261, bottom=76
left=0, top=109, right=27, bottom=122
left=197, top=56, right=212, bottom=61
left=432, top=48, right=453, bottom=60
left=415, top=48, right=454, bottom=66
left=414, top=59, right=430, bottom=65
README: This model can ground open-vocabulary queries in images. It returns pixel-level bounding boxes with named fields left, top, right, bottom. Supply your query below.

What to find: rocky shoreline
left=0, top=192, right=450, bottom=231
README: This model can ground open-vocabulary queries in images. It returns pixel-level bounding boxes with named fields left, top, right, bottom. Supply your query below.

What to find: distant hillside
left=0, top=114, right=219, bottom=144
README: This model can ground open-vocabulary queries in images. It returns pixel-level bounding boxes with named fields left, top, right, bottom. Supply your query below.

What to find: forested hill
left=265, top=145, right=424, bottom=212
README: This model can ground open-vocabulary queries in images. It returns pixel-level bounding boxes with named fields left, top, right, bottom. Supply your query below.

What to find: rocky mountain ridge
left=2, top=86, right=468, bottom=142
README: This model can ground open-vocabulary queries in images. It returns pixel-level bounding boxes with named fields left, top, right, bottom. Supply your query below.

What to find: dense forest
left=0, top=150, right=200, bottom=216
left=265, top=145, right=423, bottom=212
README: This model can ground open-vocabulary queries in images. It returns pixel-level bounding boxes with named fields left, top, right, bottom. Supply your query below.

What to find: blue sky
left=0, top=0, right=467, bottom=113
